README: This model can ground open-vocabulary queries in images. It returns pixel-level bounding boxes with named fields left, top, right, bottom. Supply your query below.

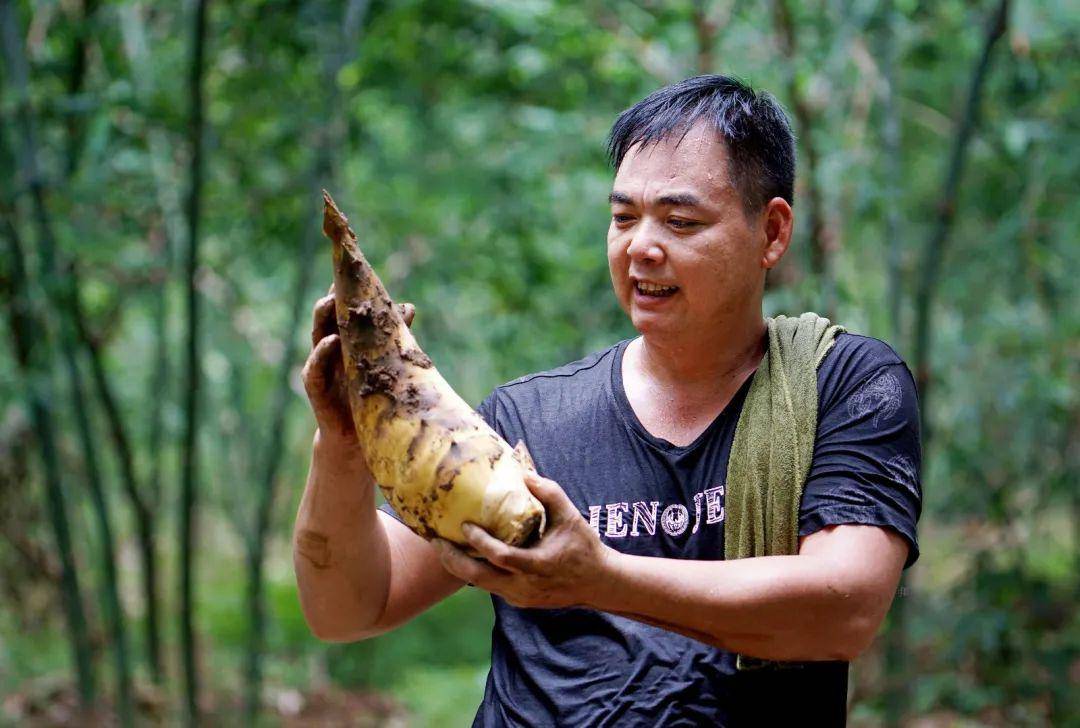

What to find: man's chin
left=630, top=311, right=681, bottom=338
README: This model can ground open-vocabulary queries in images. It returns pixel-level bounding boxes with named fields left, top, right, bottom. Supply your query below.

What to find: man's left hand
left=432, top=471, right=610, bottom=609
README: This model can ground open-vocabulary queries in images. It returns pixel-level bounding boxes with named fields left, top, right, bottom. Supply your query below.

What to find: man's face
left=607, top=123, right=767, bottom=341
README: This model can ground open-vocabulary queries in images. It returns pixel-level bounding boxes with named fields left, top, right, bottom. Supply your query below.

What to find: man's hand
left=431, top=466, right=906, bottom=661
left=432, top=471, right=611, bottom=609
left=301, top=282, right=415, bottom=457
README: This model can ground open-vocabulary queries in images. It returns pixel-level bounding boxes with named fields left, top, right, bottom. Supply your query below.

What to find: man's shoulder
left=827, top=331, right=906, bottom=370
left=819, top=331, right=917, bottom=411
left=494, top=340, right=625, bottom=399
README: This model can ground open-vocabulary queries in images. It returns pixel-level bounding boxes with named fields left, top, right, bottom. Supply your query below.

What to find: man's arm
left=436, top=472, right=907, bottom=662
left=593, top=524, right=907, bottom=661
left=293, top=431, right=465, bottom=642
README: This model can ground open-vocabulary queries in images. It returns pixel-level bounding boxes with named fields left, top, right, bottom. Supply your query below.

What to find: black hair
left=606, top=75, right=795, bottom=217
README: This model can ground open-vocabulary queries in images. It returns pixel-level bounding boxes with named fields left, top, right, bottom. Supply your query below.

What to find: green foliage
left=0, top=0, right=1076, bottom=724
left=393, top=664, right=490, bottom=728
left=325, top=589, right=494, bottom=688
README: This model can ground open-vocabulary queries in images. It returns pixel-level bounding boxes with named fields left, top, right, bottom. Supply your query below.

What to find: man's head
left=605, top=75, right=796, bottom=341
left=608, top=74, right=795, bottom=220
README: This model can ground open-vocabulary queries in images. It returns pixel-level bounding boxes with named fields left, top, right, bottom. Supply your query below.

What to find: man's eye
left=668, top=218, right=700, bottom=230
left=612, top=214, right=636, bottom=224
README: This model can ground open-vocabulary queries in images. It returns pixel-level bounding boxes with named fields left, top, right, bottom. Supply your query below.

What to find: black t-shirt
left=380, top=332, right=922, bottom=727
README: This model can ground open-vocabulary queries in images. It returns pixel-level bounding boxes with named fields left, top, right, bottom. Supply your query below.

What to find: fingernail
left=431, top=538, right=446, bottom=552
left=461, top=523, right=475, bottom=537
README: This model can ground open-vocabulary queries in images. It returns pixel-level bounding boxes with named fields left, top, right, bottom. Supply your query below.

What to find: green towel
left=724, top=312, right=845, bottom=670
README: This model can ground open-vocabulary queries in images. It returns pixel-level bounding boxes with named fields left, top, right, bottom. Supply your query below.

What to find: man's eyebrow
left=608, top=191, right=704, bottom=208
left=656, top=193, right=702, bottom=208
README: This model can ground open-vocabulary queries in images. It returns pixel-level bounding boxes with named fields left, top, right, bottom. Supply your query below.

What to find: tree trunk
left=691, top=1, right=735, bottom=76
left=52, top=0, right=167, bottom=691
left=118, top=3, right=188, bottom=681
left=2, top=0, right=122, bottom=712
left=112, top=1, right=178, bottom=682
left=900, top=4, right=1009, bottom=723
left=242, top=1, right=372, bottom=719
left=877, top=3, right=909, bottom=724
left=242, top=206, right=322, bottom=720
left=770, top=0, right=834, bottom=314
left=179, top=0, right=210, bottom=724
left=20, top=91, right=135, bottom=728
left=692, top=1, right=715, bottom=74
left=882, top=6, right=903, bottom=345
left=912, top=0, right=1009, bottom=444
left=72, top=292, right=156, bottom=699
left=62, top=0, right=99, bottom=177
left=61, top=263, right=135, bottom=728
left=0, top=210, right=96, bottom=711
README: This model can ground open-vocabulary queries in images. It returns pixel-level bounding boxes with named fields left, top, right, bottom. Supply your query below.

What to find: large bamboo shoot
left=323, top=191, right=545, bottom=548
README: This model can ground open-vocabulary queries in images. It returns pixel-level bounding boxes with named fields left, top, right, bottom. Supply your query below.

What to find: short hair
left=606, top=75, right=795, bottom=217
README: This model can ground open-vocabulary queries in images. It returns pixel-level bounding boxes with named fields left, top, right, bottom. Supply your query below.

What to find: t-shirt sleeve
left=799, top=355, right=923, bottom=568
left=377, top=389, right=501, bottom=524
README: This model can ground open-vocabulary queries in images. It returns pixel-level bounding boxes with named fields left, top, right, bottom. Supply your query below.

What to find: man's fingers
left=433, top=539, right=510, bottom=587
left=329, top=352, right=348, bottom=405
left=523, top=471, right=578, bottom=524
left=461, top=523, right=536, bottom=574
left=311, top=294, right=337, bottom=347
left=396, top=302, right=415, bottom=327
left=302, top=333, right=341, bottom=399
left=317, top=295, right=410, bottom=345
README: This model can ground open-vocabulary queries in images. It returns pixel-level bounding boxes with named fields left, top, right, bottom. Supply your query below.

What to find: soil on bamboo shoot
left=323, top=192, right=545, bottom=550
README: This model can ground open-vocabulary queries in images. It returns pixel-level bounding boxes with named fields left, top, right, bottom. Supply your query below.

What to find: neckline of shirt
left=607, top=337, right=757, bottom=456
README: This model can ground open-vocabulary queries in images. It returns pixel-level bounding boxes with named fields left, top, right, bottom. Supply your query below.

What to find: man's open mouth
left=635, top=281, right=679, bottom=298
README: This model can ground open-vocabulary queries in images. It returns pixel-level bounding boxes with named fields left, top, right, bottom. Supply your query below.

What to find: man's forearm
left=293, top=432, right=391, bottom=641
left=589, top=547, right=889, bottom=662
left=442, top=475, right=907, bottom=660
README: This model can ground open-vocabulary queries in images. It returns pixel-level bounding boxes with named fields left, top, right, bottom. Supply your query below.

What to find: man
left=295, top=75, right=922, bottom=726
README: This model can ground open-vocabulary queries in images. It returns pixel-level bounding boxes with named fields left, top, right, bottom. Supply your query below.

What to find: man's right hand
left=301, top=283, right=415, bottom=458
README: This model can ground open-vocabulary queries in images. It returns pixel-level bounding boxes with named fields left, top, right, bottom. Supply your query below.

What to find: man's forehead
left=621, top=122, right=727, bottom=164
left=611, top=127, right=733, bottom=203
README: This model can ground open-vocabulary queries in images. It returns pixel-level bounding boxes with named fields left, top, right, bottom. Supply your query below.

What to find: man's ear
left=760, top=197, right=793, bottom=269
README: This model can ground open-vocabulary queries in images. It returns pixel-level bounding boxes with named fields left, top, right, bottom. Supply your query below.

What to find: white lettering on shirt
left=705, top=484, right=725, bottom=525
left=588, top=505, right=602, bottom=534
left=630, top=501, right=659, bottom=536
left=605, top=502, right=629, bottom=538
left=691, top=491, right=704, bottom=534
left=589, top=486, right=725, bottom=541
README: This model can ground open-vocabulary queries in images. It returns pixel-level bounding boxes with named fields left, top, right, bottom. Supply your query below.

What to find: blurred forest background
left=0, top=0, right=1076, bottom=725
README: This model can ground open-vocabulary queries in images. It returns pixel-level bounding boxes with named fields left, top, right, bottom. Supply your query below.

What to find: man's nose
left=626, top=218, right=665, bottom=264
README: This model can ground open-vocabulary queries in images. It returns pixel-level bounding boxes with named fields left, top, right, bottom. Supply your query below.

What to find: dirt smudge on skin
left=296, top=530, right=331, bottom=568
